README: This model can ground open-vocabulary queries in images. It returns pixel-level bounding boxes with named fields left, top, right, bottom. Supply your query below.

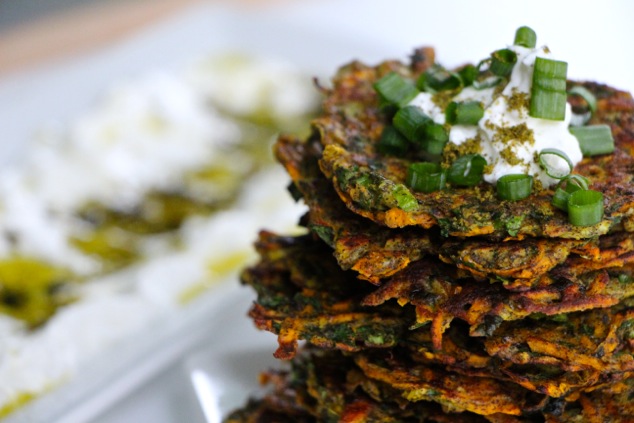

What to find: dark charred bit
left=409, top=46, right=436, bottom=74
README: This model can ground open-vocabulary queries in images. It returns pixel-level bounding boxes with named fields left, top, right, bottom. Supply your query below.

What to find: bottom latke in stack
left=228, top=232, right=634, bottom=422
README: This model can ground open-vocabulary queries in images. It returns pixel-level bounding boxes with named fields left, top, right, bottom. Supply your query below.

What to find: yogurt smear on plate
left=0, top=53, right=314, bottom=417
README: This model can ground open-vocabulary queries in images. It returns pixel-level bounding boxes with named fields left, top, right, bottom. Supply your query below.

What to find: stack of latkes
left=226, top=42, right=634, bottom=422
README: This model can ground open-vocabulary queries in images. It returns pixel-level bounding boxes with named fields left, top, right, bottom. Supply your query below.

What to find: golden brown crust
left=312, top=54, right=634, bottom=239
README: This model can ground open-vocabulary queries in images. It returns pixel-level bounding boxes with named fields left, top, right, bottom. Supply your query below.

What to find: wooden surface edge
left=0, top=0, right=286, bottom=77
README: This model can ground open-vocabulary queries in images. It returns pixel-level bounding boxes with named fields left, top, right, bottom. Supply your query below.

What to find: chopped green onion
left=552, top=179, right=583, bottom=211
left=514, top=26, right=537, bottom=48
left=569, top=124, right=615, bottom=156
left=567, top=189, right=604, bottom=226
left=476, top=58, right=490, bottom=71
left=425, top=123, right=448, bottom=141
left=552, top=173, right=591, bottom=211
left=530, top=57, right=568, bottom=120
left=445, top=101, right=484, bottom=125
left=552, top=188, right=571, bottom=211
left=412, top=124, right=448, bottom=161
left=568, top=85, right=597, bottom=114
left=497, top=174, right=533, bottom=201
left=393, top=106, right=431, bottom=142
left=373, top=72, right=419, bottom=108
left=490, top=49, right=517, bottom=77
left=473, top=76, right=503, bottom=90
left=377, top=125, right=409, bottom=156
left=538, top=148, right=573, bottom=179
left=447, top=154, right=487, bottom=187
left=458, top=65, right=478, bottom=87
left=392, top=184, right=418, bottom=211
left=417, top=64, right=462, bottom=92
left=564, top=174, right=590, bottom=191
left=422, top=123, right=448, bottom=155
left=407, top=162, right=446, bottom=193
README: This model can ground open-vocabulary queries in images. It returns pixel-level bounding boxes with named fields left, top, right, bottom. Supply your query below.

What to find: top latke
left=313, top=48, right=634, bottom=240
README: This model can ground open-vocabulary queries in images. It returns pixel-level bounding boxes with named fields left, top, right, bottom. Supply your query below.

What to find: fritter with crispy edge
left=243, top=231, right=409, bottom=359
left=244, top=234, right=634, bottom=397
left=354, top=348, right=634, bottom=421
left=278, top=134, right=634, bottom=289
left=438, top=229, right=634, bottom=291
left=483, top=299, right=634, bottom=395
left=226, top=348, right=492, bottom=423
left=244, top=231, right=634, bottom=360
left=402, top=318, right=633, bottom=399
left=225, top=348, right=634, bottom=423
left=312, top=48, right=634, bottom=239
left=365, top=257, right=634, bottom=342
left=277, top=133, right=439, bottom=283
left=353, top=348, right=545, bottom=417
left=227, top=347, right=634, bottom=422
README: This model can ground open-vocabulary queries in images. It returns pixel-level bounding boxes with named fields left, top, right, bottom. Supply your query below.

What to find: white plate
left=1, top=2, right=632, bottom=422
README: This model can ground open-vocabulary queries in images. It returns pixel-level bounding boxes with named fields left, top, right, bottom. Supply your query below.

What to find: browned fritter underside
left=225, top=348, right=634, bottom=422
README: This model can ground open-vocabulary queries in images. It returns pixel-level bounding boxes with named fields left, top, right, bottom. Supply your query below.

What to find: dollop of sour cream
left=409, top=44, right=583, bottom=188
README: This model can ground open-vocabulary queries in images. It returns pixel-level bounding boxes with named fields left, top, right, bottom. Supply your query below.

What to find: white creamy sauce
left=25, top=72, right=241, bottom=213
left=0, top=171, right=96, bottom=274
left=0, top=55, right=311, bottom=413
left=409, top=45, right=583, bottom=188
left=186, top=54, right=318, bottom=120
left=448, top=125, right=478, bottom=145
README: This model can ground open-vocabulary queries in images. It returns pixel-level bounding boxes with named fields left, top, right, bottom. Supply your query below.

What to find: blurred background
left=3, top=0, right=634, bottom=164
left=2, top=0, right=634, bottom=88
left=1, top=0, right=113, bottom=28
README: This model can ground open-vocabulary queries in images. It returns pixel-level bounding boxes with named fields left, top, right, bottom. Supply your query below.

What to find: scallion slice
left=490, top=49, right=517, bottom=77
left=373, top=72, right=419, bottom=108
left=514, top=26, right=537, bottom=48
left=538, top=148, right=573, bottom=179
left=447, top=154, right=487, bottom=186
left=497, top=174, right=533, bottom=201
left=552, top=179, right=583, bottom=211
left=552, top=188, right=572, bottom=211
left=393, top=106, right=431, bottom=142
left=458, top=64, right=478, bottom=87
left=473, top=76, right=503, bottom=91
left=423, top=123, right=448, bottom=153
left=569, top=124, right=615, bottom=156
left=377, top=125, right=409, bottom=156
left=568, top=85, right=597, bottom=114
left=425, top=123, right=448, bottom=141
left=530, top=57, right=568, bottom=120
left=445, top=101, right=484, bottom=125
left=417, top=64, right=462, bottom=92
left=392, top=184, right=418, bottom=212
left=565, top=174, right=590, bottom=191
left=567, top=189, right=604, bottom=226
left=407, top=162, right=446, bottom=193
